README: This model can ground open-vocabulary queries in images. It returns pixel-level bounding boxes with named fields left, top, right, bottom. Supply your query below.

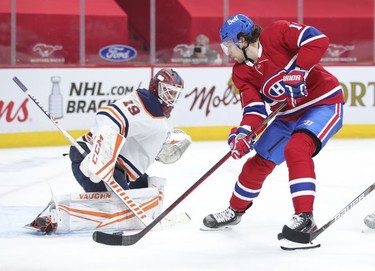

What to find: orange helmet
left=149, top=68, right=184, bottom=108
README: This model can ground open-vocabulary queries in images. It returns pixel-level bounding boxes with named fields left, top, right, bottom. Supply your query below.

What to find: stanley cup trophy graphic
left=49, top=76, right=63, bottom=119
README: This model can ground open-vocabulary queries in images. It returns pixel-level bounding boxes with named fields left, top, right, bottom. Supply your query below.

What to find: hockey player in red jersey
left=202, top=14, right=344, bottom=250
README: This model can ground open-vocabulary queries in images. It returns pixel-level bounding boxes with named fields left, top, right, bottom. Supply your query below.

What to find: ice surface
left=1, top=139, right=375, bottom=271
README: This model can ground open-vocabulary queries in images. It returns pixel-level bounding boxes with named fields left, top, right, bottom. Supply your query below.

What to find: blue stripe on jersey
left=97, top=111, right=123, bottom=134
left=80, top=132, right=92, bottom=143
left=243, top=103, right=268, bottom=118
left=299, top=26, right=324, bottom=47
left=118, top=154, right=143, bottom=177
left=289, top=179, right=316, bottom=195
left=137, top=89, right=164, bottom=117
left=111, top=104, right=129, bottom=137
left=233, top=181, right=260, bottom=201
left=261, top=93, right=274, bottom=104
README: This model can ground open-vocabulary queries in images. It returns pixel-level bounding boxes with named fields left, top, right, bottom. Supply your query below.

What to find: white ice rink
left=1, top=139, right=375, bottom=271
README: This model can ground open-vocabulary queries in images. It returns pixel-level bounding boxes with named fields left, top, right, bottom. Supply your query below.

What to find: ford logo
left=99, top=44, right=137, bottom=62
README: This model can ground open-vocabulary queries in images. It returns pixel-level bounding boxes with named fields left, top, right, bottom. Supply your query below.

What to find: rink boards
left=1, top=66, right=374, bottom=148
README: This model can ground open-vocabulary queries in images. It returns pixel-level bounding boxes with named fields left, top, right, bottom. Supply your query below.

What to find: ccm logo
left=92, top=134, right=104, bottom=164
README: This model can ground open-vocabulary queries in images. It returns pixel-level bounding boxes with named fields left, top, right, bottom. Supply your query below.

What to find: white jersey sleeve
left=91, top=89, right=170, bottom=182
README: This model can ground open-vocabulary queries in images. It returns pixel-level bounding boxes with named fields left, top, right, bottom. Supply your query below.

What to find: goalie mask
left=149, top=68, right=184, bottom=117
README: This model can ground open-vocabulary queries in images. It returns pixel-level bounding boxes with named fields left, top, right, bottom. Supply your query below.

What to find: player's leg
left=280, top=103, right=343, bottom=249
left=202, top=120, right=290, bottom=230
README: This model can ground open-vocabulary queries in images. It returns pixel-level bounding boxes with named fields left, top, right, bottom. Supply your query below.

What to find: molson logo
left=0, top=99, right=29, bottom=122
left=99, top=44, right=137, bottom=62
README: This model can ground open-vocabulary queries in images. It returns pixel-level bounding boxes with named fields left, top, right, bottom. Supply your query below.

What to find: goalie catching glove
left=228, top=125, right=255, bottom=160
left=80, top=126, right=125, bottom=183
left=156, top=129, right=192, bottom=164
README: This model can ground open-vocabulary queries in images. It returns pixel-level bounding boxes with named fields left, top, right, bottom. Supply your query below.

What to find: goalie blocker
left=77, top=128, right=191, bottom=189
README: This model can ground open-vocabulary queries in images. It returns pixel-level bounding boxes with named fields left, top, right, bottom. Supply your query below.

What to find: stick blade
left=92, top=231, right=141, bottom=246
left=281, top=225, right=312, bottom=244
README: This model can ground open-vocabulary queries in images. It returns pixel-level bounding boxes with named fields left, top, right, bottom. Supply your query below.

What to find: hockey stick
left=93, top=101, right=288, bottom=246
left=12, top=76, right=153, bottom=226
left=282, top=181, right=375, bottom=244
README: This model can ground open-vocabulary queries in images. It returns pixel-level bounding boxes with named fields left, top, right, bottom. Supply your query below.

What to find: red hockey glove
left=283, top=68, right=308, bottom=107
left=228, top=125, right=256, bottom=160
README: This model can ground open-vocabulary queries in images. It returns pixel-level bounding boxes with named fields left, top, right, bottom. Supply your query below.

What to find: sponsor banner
left=170, top=67, right=241, bottom=127
left=0, top=66, right=374, bottom=136
left=171, top=66, right=375, bottom=127
left=326, top=66, right=375, bottom=124
left=0, top=68, right=150, bottom=133
left=99, top=44, right=137, bottom=62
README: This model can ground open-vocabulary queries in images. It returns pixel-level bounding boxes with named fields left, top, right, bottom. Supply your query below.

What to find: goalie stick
left=282, top=181, right=375, bottom=244
left=12, top=76, right=153, bottom=227
left=92, top=101, right=288, bottom=246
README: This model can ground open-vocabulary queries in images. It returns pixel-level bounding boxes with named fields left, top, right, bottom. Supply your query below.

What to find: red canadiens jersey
left=232, top=20, right=344, bottom=129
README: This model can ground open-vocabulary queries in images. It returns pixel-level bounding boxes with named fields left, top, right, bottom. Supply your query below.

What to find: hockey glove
left=228, top=125, right=256, bottom=160
left=283, top=68, right=308, bottom=107
left=80, top=126, right=125, bottom=183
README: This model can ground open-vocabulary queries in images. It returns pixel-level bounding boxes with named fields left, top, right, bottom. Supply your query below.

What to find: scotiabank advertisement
left=0, top=66, right=374, bottom=135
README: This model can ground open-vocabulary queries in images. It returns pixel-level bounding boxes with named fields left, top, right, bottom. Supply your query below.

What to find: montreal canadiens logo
left=99, top=44, right=137, bottom=62
left=262, top=70, right=287, bottom=101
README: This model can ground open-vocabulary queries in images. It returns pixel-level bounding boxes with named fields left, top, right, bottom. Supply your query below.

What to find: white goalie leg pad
left=51, top=188, right=160, bottom=233
left=156, top=129, right=192, bottom=164
left=148, top=176, right=166, bottom=214
left=80, top=126, right=125, bottom=183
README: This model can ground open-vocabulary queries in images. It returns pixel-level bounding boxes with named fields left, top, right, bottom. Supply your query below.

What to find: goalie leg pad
left=148, top=176, right=166, bottom=214
left=51, top=189, right=161, bottom=233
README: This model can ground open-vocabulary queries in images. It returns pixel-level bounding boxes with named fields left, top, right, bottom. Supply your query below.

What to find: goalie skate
left=24, top=215, right=57, bottom=234
left=23, top=200, right=57, bottom=234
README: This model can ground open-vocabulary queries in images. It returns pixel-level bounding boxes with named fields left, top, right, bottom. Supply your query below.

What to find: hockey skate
left=201, top=207, right=243, bottom=231
left=24, top=215, right=57, bottom=234
left=279, top=212, right=321, bottom=250
left=24, top=200, right=57, bottom=234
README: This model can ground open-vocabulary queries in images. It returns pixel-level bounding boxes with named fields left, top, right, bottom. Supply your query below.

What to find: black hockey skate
left=279, top=212, right=320, bottom=250
left=24, top=216, right=57, bottom=234
left=24, top=200, right=57, bottom=234
left=201, top=207, right=243, bottom=231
